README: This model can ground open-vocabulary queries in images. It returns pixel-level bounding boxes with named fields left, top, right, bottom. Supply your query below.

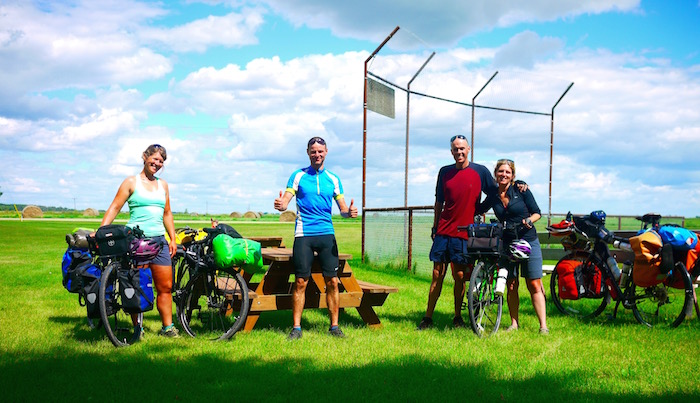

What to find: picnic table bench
left=242, top=247, right=397, bottom=332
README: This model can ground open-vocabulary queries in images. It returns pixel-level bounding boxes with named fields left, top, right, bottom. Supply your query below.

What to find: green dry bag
left=212, top=234, right=265, bottom=274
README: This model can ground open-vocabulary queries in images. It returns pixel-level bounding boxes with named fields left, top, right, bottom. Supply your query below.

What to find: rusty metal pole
left=362, top=26, right=400, bottom=263
left=549, top=82, right=574, bottom=226
left=405, top=51, right=435, bottom=207
left=407, top=208, right=413, bottom=272
left=471, top=72, right=498, bottom=161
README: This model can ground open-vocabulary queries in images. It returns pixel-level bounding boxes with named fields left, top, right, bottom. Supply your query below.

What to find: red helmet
left=129, top=238, right=162, bottom=262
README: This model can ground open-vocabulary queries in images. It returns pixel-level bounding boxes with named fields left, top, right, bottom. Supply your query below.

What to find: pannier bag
left=212, top=234, right=264, bottom=274
left=657, top=225, right=698, bottom=251
left=62, top=248, right=93, bottom=293
left=555, top=258, right=580, bottom=300
left=629, top=230, right=667, bottom=287
left=95, top=225, right=134, bottom=257
left=665, top=242, right=700, bottom=289
left=555, top=258, right=604, bottom=300
left=465, top=223, right=502, bottom=251
left=118, top=268, right=155, bottom=313
left=80, top=265, right=111, bottom=319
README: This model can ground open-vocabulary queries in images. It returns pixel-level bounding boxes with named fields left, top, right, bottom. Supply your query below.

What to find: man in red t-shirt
left=417, top=135, right=497, bottom=330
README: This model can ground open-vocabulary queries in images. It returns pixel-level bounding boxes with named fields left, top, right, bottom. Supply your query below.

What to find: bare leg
left=507, top=278, right=520, bottom=329
left=292, top=277, right=308, bottom=328
left=451, top=263, right=467, bottom=318
left=325, top=276, right=340, bottom=326
left=151, top=264, right=174, bottom=327
left=527, top=278, right=547, bottom=330
left=425, top=262, right=447, bottom=318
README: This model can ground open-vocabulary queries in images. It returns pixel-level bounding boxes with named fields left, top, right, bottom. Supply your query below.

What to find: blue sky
left=1, top=0, right=699, bottom=218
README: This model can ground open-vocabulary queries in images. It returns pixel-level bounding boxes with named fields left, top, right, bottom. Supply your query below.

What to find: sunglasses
left=450, top=135, right=467, bottom=142
left=307, top=137, right=326, bottom=147
left=497, top=159, right=514, bottom=164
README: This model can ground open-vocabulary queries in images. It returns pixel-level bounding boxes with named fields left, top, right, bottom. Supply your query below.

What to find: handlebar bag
left=95, top=225, right=134, bottom=257
left=466, top=223, right=502, bottom=251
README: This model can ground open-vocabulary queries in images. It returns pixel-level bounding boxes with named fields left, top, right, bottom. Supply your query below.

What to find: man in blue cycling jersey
left=274, top=136, right=358, bottom=340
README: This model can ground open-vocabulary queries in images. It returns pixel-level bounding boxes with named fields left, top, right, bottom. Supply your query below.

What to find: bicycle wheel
left=549, top=256, right=609, bottom=319
left=171, top=250, right=194, bottom=326
left=99, top=262, right=133, bottom=347
left=467, top=260, right=503, bottom=336
left=631, top=264, right=693, bottom=328
left=178, top=266, right=249, bottom=340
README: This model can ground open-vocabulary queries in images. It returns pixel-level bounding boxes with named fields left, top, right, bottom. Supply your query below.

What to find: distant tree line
left=0, top=203, right=75, bottom=212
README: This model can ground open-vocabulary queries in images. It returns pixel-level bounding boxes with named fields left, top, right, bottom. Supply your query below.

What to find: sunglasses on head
left=307, top=137, right=326, bottom=147
left=450, top=135, right=467, bottom=142
left=497, top=159, right=514, bottom=164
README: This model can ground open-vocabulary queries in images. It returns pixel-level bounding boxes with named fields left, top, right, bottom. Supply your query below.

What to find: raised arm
left=274, top=190, right=294, bottom=212
left=336, top=197, right=357, bottom=218
left=101, top=177, right=134, bottom=226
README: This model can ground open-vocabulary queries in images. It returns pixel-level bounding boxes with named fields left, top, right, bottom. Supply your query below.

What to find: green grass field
left=1, top=219, right=699, bottom=401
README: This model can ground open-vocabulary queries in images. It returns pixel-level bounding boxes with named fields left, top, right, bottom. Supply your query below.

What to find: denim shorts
left=429, top=235, right=470, bottom=266
left=147, top=235, right=171, bottom=266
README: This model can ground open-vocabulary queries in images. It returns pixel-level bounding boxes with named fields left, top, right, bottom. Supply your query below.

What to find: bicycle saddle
left=636, top=213, right=661, bottom=225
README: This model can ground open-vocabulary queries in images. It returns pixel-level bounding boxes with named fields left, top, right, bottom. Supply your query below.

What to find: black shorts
left=292, top=234, right=339, bottom=278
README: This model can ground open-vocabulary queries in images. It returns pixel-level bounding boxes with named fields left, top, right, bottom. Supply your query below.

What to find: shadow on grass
left=1, top=346, right=695, bottom=402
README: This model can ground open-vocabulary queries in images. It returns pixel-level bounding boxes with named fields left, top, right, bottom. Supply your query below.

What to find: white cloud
left=139, top=9, right=265, bottom=52
left=260, top=0, right=640, bottom=46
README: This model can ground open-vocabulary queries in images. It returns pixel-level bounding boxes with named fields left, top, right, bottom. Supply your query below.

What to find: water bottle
left=494, top=268, right=508, bottom=296
left=606, top=255, right=620, bottom=281
left=619, top=261, right=631, bottom=286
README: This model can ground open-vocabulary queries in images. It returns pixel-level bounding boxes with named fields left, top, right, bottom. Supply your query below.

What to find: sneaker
left=159, top=325, right=180, bottom=338
left=539, top=328, right=550, bottom=335
left=129, top=326, right=145, bottom=344
left=452, top=316, right=466, bottom=328
left=417, top=316, right=433, bottom=330
left=328, top=326, right=345, bottom=338
left=504, top=325, right=519, bottom=333
left=287, top=328, right=302, bottom=341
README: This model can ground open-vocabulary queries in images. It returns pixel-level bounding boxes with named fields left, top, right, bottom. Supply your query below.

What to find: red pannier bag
left=556, top=258, right=580, bottom=300
left=556, top=257, right=604, bottom=300
left=668, top=240, right=700, bottom=289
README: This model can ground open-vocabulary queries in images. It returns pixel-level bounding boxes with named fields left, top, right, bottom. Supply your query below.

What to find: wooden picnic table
left=248, top=236, right=285, bottom=248
left=242, top=247, right=397, bottom=332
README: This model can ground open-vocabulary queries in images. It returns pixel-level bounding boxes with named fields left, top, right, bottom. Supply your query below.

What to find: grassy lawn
left=1, top=219, right=699, bottom=401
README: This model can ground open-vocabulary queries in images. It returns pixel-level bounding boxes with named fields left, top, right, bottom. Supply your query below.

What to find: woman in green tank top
left=101, top=144, right=179, bottom=339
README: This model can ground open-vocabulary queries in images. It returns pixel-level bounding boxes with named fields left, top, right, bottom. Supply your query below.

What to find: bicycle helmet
left=129, top=238, right=163, bottom=262
left=508, top=239, right=531, bottom=261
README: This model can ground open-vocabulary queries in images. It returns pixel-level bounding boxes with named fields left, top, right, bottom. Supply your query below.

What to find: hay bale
left=22, top=205, right=43, bottom=218
left=243, top=211, right=260, bottom=219
left=279, top=210, right=296, bottom=222
left=229, top=211, right=242, bottom=218
left=83, top=208, right=99, bottom=217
